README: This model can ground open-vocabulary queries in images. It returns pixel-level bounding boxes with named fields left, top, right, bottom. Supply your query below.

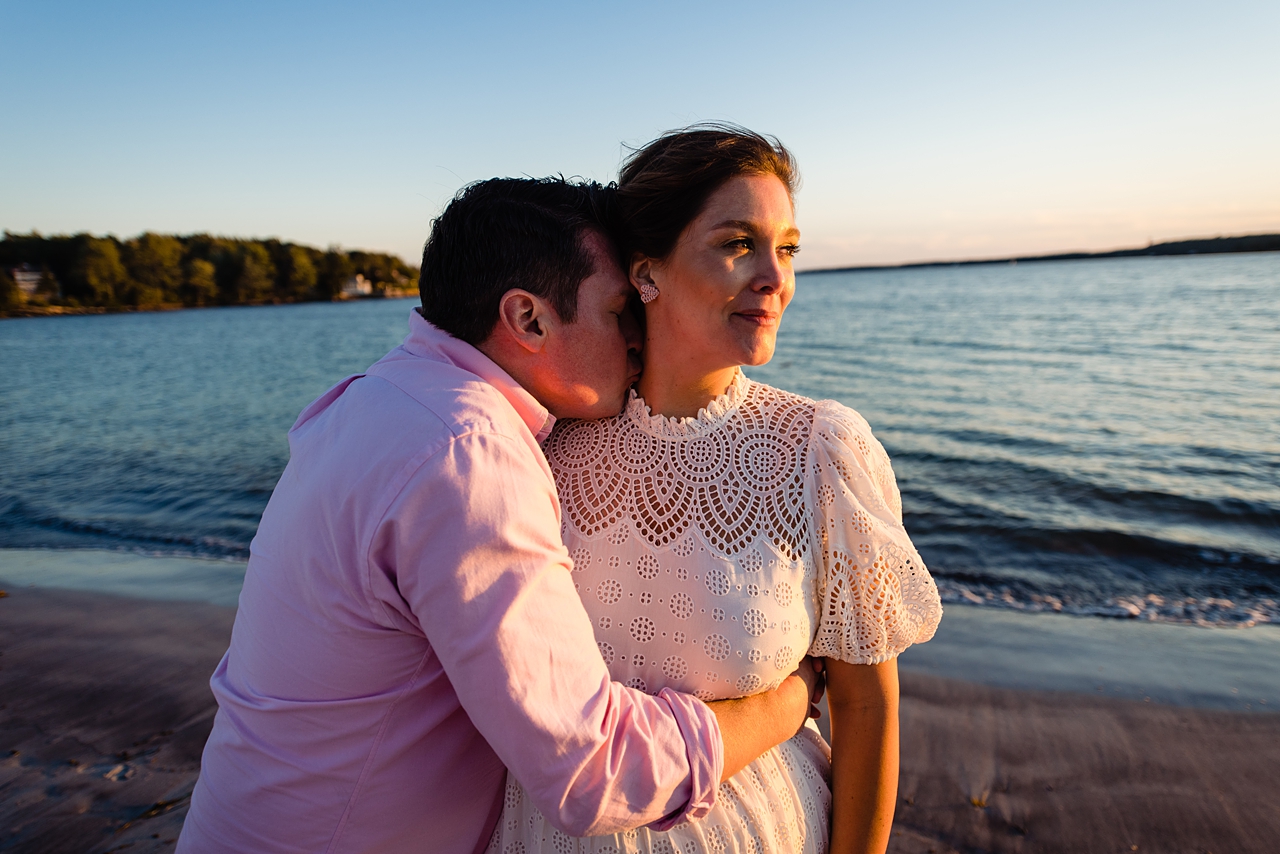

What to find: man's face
left=538, top=230, right=643, bottom=420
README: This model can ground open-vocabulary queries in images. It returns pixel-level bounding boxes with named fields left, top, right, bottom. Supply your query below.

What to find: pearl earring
left=638, top=282, right=659, bottom=304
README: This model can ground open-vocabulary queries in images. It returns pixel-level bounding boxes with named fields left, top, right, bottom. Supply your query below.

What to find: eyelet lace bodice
left=493, top=378, right=943, bottom=854
left=543, top=376, right=942, bottom=702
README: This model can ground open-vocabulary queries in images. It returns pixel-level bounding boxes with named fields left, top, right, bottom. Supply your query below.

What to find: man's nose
left=621, top=299, right=644, bottom=355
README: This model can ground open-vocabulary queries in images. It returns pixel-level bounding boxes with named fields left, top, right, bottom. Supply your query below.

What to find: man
left=179, top=178, right=816, bottom=853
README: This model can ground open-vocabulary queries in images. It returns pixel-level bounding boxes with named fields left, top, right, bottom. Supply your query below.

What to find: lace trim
left=625, top=370, right=749, bottom=439
left=809, top=542, right=941, bottom=664
left=806, top=403, right=943, bottom=664
left=547, top=377, right=814, bottom=558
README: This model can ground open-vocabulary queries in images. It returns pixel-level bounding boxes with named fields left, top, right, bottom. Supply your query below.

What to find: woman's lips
left=732, top=310, right=780, bottom=327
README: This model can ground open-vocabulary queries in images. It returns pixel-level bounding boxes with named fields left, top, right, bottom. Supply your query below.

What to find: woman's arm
left=826, top=657, right=900, bottom=854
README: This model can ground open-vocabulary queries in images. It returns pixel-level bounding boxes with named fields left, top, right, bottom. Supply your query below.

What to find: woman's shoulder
left=810, top=399, right=885, bottom=460
left=736, top=376, right=820, bottom=424
left=801, top=397, right=902, bottom=522
left=751, top=385, right=900, bottom=510
left=740, top=379, right=880, bottom=450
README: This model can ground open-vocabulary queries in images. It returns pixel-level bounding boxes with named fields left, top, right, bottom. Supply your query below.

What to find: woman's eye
left=725, top=237, right=752, bottom=251
left=781, top=244, right=801, bottom=257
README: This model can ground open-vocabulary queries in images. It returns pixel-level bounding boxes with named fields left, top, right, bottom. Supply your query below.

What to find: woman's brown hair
left=617, top=123, right=798, bottom=262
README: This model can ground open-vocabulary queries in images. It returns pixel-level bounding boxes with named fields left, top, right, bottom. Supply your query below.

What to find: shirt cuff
left=646, top=688, right=723, bottom=831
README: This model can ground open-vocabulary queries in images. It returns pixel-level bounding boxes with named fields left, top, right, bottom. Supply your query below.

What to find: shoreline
left=2, top=581, right=1277, bottom=853
left=897, top=601, right=1279, bottom=713
left=0, top=548, right=248, bottom=608
left=4, top=547, right=1277, bottom=711
left=0, top=292, right=417, bottom=320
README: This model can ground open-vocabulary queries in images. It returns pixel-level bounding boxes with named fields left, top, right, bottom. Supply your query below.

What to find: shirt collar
left=402, top=309, right=555, bottom=442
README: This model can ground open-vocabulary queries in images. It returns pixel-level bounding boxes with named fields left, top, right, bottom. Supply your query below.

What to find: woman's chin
left=737, top=339, right=778, bottom=367
left=712, top=329, right=776, bottom=367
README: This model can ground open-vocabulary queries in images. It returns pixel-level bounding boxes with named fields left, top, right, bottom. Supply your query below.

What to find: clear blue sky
left=3, top=0, right=1277, bottom=269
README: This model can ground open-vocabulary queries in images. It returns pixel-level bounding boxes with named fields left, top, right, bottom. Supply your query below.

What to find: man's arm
left=826, top=657, right=900, bottom=854
left=374, top=432, right=810, bottom=836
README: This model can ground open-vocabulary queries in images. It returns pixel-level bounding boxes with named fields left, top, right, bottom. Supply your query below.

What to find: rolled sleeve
left=367, top=429, right=723, bottom=835
left=646, top=688, right=723, bottom=831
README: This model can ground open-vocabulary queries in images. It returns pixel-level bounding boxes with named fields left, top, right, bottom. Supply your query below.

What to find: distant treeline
left=0, top=231, right=418, bottom=315
left=807, top=232, right=1280, bottom=274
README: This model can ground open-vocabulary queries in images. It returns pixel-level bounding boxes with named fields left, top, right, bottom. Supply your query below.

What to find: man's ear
left=495, top=289, right=552, bottom=354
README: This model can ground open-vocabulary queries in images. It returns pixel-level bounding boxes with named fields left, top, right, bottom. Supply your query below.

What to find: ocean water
left=750, top=253, right=1280, bottom=626
left=2, top=254, right=1277, bottom=626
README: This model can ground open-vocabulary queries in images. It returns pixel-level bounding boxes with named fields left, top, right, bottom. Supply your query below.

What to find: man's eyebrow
left=710, top=219, right=801, bottom=239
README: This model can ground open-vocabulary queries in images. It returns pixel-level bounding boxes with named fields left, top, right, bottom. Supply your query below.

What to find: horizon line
left=799, top=231, right=1280, bottom=275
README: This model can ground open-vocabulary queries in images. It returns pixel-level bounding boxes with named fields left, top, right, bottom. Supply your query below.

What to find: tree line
left=0, top=231, right=419, bottom=314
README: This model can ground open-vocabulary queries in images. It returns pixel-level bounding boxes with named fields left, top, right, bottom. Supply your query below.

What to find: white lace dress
left=488, top=374, right=942, bottom=854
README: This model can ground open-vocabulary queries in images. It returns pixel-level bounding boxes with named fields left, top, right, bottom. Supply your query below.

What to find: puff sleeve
left=806, top=400, right=942, bottom=664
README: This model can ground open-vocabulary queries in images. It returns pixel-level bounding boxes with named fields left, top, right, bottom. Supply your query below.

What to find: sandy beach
left=2, top=557, right=1279, bottom=853
left=890, top=674, right=1280, bottom=854
left=0, top=585, right=233, bottom=853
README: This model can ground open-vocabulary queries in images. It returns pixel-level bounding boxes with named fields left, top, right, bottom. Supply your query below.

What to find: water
left=0, top=301, right=411, bottom=556
left=750, top=253, right=1280, bottom=626
left=2, top=254, right=1278, bottom=626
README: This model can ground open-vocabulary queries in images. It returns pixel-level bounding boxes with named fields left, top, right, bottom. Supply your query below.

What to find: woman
left=490, top=126, right=943, bottom=854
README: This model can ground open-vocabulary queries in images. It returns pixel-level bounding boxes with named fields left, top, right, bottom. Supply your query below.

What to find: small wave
left=896, top=450, right=1280, bottom=533
left=906, top=506, right=1280, bottom=584
left=0, top=496, right=252, bottom=559
left=935, top=578, right=1279, bottom=628
left=906, top=427, right=1067, bottom=456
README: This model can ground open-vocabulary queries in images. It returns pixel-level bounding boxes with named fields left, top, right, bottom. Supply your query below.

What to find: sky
left=2, top=0, right=1278, bottom=270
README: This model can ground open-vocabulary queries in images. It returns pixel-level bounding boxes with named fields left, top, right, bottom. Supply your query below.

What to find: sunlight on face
left=646, top=174, right=798, bottom=372
left=541, top=230, right=643, bottom=419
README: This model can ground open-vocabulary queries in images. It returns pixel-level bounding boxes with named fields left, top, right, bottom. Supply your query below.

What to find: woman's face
left=639, top=174, right=798, bottom=371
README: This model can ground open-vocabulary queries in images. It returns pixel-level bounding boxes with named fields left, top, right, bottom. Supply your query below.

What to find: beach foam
left=935, top=576, right=1279, bottom=627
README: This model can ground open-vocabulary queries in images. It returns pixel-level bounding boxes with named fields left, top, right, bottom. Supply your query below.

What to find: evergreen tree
left=0, top=267, right=20, bottom=311
left=182, top=258, right=219, bottom=306
left=67, top=236, right=130, bottom=306
left=221, top=242, right=276, bottom=304
left=316, top=249, right=353, bottom=301
left=124, top=233, right=184, bottom=304
left=280, top=245, right=318, bottom=300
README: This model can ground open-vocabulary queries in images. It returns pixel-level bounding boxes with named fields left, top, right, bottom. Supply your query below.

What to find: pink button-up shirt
left=179, top=311, right=723, bottom=854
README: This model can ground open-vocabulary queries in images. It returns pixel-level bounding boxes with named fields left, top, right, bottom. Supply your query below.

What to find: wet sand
left=2, top=576, right=1278, bottom=853
left=889, top=674, right=1280, bottom=854
left=0, top=585, right=234, bottom=853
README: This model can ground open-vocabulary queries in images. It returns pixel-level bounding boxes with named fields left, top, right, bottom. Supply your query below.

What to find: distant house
left=10, top=263, right=43, bottom=297
left=342, top=274, right=374, bottom=298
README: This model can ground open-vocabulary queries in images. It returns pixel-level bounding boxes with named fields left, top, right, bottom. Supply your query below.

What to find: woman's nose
left=752, top=251, right=788, bottom=292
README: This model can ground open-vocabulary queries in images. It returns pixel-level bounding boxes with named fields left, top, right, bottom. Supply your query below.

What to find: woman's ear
left=630, top=255, right=660, bottom=304
left=495, top=289, right=551, bottom=354
left=630, top=255, right=655, bottom=292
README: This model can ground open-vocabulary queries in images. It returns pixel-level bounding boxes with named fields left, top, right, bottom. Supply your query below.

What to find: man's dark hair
left=419, top=177, right=620, bottom=345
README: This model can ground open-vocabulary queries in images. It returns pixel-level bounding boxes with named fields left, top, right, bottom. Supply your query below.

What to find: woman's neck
left=636, top=354, right=739, bottom=420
